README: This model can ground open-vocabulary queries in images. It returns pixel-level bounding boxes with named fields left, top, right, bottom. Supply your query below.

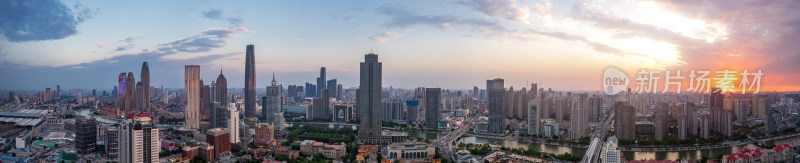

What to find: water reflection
left=287, top=123, right=800, bottom=161
left=457, top=136, right=799, bottom=161
left=285, top=123, right=358, bottom=130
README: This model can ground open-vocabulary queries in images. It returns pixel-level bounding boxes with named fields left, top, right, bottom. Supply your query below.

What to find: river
left=453, top=134, right=800, bottom=161
left=284, top=123, right=800, bottom=161
left=78, top=110, right=120, bottom=124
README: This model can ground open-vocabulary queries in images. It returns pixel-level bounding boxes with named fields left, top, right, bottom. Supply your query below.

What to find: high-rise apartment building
left=569, top=93, right=588, bottom=139
left=119, top=113, right=159, bottom=163
left=254, top=123, right=274, bottom=146
left=654, top=103, right=669, bottom=141
left=737, top=99, right=750, bottom=124
left=406, top=100, right=419, bottom=124
left=206, top=128, right=231, bottom=159
left=528, top=98, right=540, bottom=136
left=686, top=103, right=698, bottom=136
left=700, top=112, right=710, bottom=139
left=588, top=96, right=602, bottom=122
left=614, top=102, right=636, bottom=141
left=229, top=104, right=240, bottom=144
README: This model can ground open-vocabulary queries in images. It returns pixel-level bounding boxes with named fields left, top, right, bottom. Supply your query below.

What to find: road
left=582, top=112, right=614, bottom=163
left=432, top=115, right=476, bottom=161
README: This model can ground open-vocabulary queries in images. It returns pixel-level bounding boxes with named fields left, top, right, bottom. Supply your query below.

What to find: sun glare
left=629, top=1, right=728, bottom=43
left=603, top=37, right=682, bottom=67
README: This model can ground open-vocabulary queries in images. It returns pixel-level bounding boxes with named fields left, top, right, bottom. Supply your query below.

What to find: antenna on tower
left=271, top=72, right=277, bottom=86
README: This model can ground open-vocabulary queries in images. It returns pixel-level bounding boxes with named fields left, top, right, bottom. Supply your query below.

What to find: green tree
left=190, top=156, right=207, bottom=163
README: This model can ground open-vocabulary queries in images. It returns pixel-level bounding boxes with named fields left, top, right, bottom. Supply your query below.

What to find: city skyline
left=2, top=1, right=799, bottom=162
left=1, top=0, right=800, bottom=92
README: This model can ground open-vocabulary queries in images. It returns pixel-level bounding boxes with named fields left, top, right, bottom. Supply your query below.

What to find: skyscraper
left=201, top=83, right=211, bottom=120
left=264, top=74, right=281, bottom=123
left=425, top=88, right=441, bottom=129
left=214, top=70, right=228, bottom=128
left=185, top=65, right=200, bottom=130
left=317, top=67, right=326, bottom=97
left=141, top=62, right=150, bottom=109
left=44, top=88, right=51, bottom=102
left=358, top=53, right=382, bottom=141
left=119, top=113, right=159, bottom=163
left=56, top=85, right=60, bottom=99
left=505, top=86, right=514, bottom=118
left=136, top=82, right=144, bottom=110
left=327, top=79, right=337, bottom=99
left=337, top=84, right=343, bottom=99
left=212, top=71, right=227, bottom=104
left=244, top=44, right=257, bottom=118
left=487, top=78, right=505, bottom=134
left=305, top=83, right=316, bottom=97
left=321, top=88, right=330, bottom=119
left=211, top=102, right=228, bottom=129
left=126, top=72, right=136, bottom=110
left=473, top=86, right=479, bottom=98
left=287, top=85, right=297, bottom=102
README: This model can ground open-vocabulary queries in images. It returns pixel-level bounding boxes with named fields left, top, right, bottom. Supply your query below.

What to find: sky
left=0, top=0, right=799, bottom=92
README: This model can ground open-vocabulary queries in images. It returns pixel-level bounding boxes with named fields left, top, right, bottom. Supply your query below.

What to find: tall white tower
left=229, top=103, right=240, bottom=143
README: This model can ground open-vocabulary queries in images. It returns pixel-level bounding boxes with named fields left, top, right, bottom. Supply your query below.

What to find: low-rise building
left=275, top=146, right=300, bottom=160
left=387, top=141, right=435, bottom=160
left=181, top=143, right=215, bottom=161
left=299, top=140, right=346, bottom=160
left=721, top=144, right=797, bottom=163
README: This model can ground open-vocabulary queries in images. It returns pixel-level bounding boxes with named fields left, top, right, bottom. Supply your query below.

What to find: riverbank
left=456, top=132, right=800, bottom=161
